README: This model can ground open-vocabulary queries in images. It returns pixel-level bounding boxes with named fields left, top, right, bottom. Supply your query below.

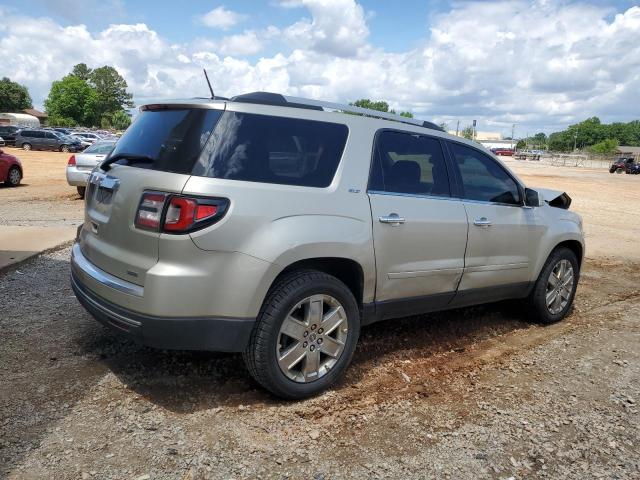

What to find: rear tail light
left=67, top=155, right=76, bottom=166
left=135, top=191, right=228, bottom=233
left=135, top=192, right=167, bottom=231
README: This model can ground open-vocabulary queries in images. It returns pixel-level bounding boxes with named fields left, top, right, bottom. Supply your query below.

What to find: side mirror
left=524, top=188, right=542, bottom=207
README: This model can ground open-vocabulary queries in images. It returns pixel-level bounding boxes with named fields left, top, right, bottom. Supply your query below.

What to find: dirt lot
left=1, top=151, right=639, bottom=479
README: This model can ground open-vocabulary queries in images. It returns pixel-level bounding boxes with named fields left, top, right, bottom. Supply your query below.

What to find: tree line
left=517, top=118, right=640, bottom=154
left=2, top=81, right=640, bottom=149
left=0, top=64, right=133, bottom=130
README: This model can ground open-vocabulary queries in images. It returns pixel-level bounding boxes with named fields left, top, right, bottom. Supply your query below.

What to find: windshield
left=107, top=108, right=222, bottom=173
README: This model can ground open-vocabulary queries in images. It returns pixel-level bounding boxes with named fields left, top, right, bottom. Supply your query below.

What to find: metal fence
left=523, top=153, right=615, bottom=169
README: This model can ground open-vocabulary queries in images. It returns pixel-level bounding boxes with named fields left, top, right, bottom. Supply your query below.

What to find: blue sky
left=1, top=0, right=639, bottom=135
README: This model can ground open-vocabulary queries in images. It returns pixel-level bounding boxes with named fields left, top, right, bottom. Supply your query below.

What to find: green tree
left=47, top=114, right=77, bottom=127
left=110, top=110, right=131, bottom=130
left=71, top=63, right=93, bottom=81
left=516, top=139, right=527, bottom=149
left=44, top=75, right=98, bottom=126
left=89, top=66, right=134, bottom=122
left=0, top=77, right=33, bottom=112
left=461, top=126, right=474, bottom=140
left=589, top=138, right=619, bottom=154
left=350, top=99, right=413, bottom=118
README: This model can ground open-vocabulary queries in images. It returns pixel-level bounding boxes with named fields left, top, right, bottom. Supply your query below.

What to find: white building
left=447, top=130, right=515, bottom=150
left=0, top=113, right=40, bottom=128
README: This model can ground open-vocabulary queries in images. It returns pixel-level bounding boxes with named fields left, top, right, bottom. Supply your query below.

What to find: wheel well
left=277, top=258, right=364, bottom=305
left=556, top=240, right=583, bottom=267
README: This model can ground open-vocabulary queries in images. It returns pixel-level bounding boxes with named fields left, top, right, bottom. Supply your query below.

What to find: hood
left=535, top=187, right=572, bottom=210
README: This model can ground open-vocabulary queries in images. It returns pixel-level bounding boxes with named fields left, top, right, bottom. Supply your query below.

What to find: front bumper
left=70, top=245, right=255, bottom=352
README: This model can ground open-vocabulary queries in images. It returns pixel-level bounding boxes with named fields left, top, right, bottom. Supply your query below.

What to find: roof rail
left=230, top=91, right=444, bottom=132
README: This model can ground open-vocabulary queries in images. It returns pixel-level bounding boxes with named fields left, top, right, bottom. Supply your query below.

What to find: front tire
left=22, top=143, right=31, bottom=151
left=77, top=186, right=86, bottom=198
left=61, top=145, right=70, bottom=153
left=5, top=166, right=21, bottom=187
left=527, top=247, right=579, bottom=324
left=243, top=270, right=360, bottom=399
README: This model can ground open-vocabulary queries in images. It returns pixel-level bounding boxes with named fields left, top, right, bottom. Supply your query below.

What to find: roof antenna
left=203, top=69, right=214, bottom=99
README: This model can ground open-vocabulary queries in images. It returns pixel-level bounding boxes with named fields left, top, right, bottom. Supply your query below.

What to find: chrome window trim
left=368, top=189, right=527, bottom=208
left=71, top=243, right=144, bottom=297
left=367, top=190, right=457, bottom=202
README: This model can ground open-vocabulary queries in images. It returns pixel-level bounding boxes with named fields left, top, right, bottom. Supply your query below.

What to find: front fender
left=532, top=216, right=584, bottom=280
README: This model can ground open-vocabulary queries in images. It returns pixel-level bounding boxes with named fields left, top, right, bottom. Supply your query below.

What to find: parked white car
left=66, top=140, right=116, bottom=198
left=71, top=132, right=103, bottom=144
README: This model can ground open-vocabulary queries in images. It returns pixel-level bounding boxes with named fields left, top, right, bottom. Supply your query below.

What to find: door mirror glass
left=525, top=188, right=542, bottom=207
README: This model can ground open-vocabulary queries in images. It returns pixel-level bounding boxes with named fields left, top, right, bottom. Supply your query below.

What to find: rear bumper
left=66, top=167, right=90, bottom=186
left=71, top=247, right=255, bottom=352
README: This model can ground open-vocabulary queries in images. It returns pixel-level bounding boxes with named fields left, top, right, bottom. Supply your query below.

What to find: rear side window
left=108, top=108, right=223, bottom=174
left=369, top=130, right=450, bottom=197
left=193, top=112, right=348, bottom=188
left=449, top=142, right=521, bottom=205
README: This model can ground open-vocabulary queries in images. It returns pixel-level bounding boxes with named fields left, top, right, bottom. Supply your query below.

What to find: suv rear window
left=109, top=108, right=223, bottom=174
left=193, top=112, right=348, bottom=188
left=109, top=108, right=348, bottom=187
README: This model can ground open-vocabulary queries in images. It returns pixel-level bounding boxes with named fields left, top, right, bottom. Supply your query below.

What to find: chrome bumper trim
left=71, top=243, right=144, bottom=297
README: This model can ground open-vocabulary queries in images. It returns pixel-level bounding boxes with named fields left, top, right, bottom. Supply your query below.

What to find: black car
left=0, top=126, right=21, bottom=146
left=14, top=129, right=83, bottom=152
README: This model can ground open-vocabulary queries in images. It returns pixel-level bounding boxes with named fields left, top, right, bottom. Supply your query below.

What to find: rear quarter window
left=193, top=112, right=349, bottom=188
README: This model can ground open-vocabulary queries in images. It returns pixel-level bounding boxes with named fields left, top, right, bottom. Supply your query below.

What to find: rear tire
left=77, top=186, right=86, bottom=198
left=22, top=143, right=31, bottom=151
left=61, top=145, right=70, bottom=153
left=616, top=168, right=624, bottom=174
left=5, top=166, right=21, bottom=187
left=527, top=247, right=579, bottom=324
left=243, top=270, right=360, bottom=399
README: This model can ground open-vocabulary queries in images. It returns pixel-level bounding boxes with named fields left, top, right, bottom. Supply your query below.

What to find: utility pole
left=456, top=120, right=460, bottom=137
left=511, top=124, right=515, bottom=150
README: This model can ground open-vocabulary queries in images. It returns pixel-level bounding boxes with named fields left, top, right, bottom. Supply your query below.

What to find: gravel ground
left=1, top=153, right=639, bottom=478
left=1, top=249, right=638, bottom=479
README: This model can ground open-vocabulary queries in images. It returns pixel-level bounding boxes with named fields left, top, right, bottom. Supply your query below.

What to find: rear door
left=79, top=105, right=224, bottom=285
left=368, top=130, right=468, bottom=319
left=445, top=141, right=545, bottom=295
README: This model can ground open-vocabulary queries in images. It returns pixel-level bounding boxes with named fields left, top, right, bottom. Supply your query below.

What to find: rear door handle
left=473, top=217, right=492, bottom=227
left=379, top=213, right=405, bottom=225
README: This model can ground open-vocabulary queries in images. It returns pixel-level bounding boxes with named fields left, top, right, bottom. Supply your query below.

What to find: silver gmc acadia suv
left=71, top=92, right=584, bottom=399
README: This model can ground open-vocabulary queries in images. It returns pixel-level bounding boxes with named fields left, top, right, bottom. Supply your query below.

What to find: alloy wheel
left=545, top=259, right=574, bottom=315
left=276, top=294, right=348, bottom=383
left=8, top=168, right=21, bottom=185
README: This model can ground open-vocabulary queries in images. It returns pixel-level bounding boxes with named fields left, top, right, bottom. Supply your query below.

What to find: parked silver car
left=71, top=92, right=584, bottom=398
left=66, top=140, right=116, bottom=197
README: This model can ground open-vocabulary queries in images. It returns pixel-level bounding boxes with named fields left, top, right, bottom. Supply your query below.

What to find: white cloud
left=198, top=6, right=247, bottom=30
left=282, top=0, right=369, bottom=57
left=1, top=2, right=639, bottom=134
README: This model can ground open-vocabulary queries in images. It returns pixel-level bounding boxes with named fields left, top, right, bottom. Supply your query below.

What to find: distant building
left=0, top=112, right=40, bottom=128
left=617, top=146, right=640, bottom=161
left=22, top=108, right=48, bottom=125
left=447, top=129, right=515, bottom=150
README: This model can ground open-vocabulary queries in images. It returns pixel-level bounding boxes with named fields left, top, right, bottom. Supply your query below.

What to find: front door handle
left=473, top=217, right=492, bottom=227
left=379, top=213, right=405, bottom=225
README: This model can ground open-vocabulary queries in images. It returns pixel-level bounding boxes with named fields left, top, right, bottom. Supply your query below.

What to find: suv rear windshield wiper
left=101, top=153, right=155, bottom=171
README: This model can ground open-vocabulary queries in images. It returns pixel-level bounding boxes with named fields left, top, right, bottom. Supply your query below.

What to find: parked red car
left=492, top=148, right=515, bottom=156
left=0, top=148, right=23, bottom=187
